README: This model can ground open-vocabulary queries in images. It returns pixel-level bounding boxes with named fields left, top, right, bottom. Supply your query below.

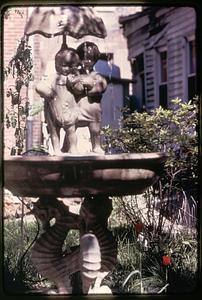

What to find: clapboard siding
left=127, top=29, right=148, bottom=48
left=167, top=34, right=184, bottom=101
left=166, top=7, right=196, bottom=26
left=168, top=51, right=182, bottom=61
left=155, top=7, right=175, bottom=18
left=120, top=6, right=196, bottom=109
left=123, top=15, right=149, bottom=37
left=167, top=59, right=183, bottom=70
left=169, top=89, right=183, bottom=99
left=168, top=70, right=183, bottom=80
left=128, top=43, right=144, bottom=58
left=128, top=34, right=149, bottom=58
left=168, top=21, right=195, bottom=38
left=167, top=28, right=195, bottom=40
left=168, top=65, right=183, bottom=77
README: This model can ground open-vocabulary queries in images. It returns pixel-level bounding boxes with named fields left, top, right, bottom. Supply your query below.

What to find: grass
left=3, top=193, right=198, bottom=295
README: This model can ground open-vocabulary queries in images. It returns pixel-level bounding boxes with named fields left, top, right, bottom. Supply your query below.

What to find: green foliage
left=28, top=100, right=44, bottom=117
left=3, top=219, right=82, bottom=293
left=4, top=38, right=34, bottom=155
left=4, top=219, right=40, bottom=293
left=4, top=211, right=197, bottom=294
left=4, top=38, right=33, bottom=84
left=107, top=189, right=198, bottom=294
left=102, top=97, right=198, bottom=195
left=62, top=230, right=80, bottom=253
left=105, top=221, right=198, bottom=294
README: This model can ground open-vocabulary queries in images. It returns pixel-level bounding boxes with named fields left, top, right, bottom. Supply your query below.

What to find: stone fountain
left=4, top=154, right=165, bottom=295
left=4, top=6, right=166, bottom=295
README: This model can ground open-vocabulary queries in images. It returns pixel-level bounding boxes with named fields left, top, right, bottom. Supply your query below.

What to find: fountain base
left=4, top=152, right=166, bottom=294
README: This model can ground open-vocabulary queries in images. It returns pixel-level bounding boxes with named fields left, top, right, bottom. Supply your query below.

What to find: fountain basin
left=4, top=153, right=166, bottom=197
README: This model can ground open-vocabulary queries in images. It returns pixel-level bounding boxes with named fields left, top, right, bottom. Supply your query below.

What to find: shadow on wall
left=94, top=59, right=120, bottom=79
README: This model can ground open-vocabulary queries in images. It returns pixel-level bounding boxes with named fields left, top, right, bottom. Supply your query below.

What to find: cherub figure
left=36, top=44, right=81, bottom=154
left=36, top=42, right=107, bottom=155
left=63, top=42, right=107, bottom=154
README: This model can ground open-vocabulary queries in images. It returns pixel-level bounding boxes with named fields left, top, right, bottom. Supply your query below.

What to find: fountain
left=4, top=6, right=166, bottom=295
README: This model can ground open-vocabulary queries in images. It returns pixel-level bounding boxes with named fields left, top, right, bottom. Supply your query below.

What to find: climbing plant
left=4, top=37, right=34, bottom=155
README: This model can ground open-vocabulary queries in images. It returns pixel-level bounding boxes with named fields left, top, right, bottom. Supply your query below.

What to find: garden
left=3, top=18, right=199, bottom=295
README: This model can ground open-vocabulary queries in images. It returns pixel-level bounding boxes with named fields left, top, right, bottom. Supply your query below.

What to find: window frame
left=131, top=52, right=146, bottom=110
left=157, top=47, right=168, bottom=108
left=185, top=35, right=197, bottom=101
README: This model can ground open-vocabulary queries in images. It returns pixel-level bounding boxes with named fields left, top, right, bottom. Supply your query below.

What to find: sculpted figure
left=63, top=42, right=107, bottom=154
left=36, top=44, right=81, bottom=154
left=36, top=42, right=107, bottom=155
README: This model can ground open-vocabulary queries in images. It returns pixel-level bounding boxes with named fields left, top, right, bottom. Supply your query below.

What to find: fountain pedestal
left=4, top=4, right=168, bottom=294
left=4, top=152, right=166, bottom=294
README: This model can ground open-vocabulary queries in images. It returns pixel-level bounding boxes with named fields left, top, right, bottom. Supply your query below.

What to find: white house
left=119, top=6, right=197, bottom=110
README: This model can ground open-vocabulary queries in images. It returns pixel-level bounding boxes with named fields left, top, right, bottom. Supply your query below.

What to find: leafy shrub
left=103, top=99, right=199, bottom=294
left=102, top=98, right=198, bottom=197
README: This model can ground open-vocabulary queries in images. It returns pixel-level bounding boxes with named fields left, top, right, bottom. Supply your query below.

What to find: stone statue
left=31, top=195, right=117, bottom=294
left=33, top=43, right=115, bottom=293
left=36, top=42, right=107, bottom=155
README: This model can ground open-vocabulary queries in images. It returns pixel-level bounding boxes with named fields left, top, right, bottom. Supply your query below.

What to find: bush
left=102, top=97, right=198, bottom=197
left=102, top=99, right=199, bottom=294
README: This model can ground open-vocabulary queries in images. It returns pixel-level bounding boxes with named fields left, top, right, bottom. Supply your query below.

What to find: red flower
left=162, top=255, right=171, bottom=266
left=134, top=221, right=144, bottom=236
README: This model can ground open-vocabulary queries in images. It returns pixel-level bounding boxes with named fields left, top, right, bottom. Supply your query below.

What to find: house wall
left=101, top=83, right=124, bottom=129
left=121, top=6, right=196, bottom=110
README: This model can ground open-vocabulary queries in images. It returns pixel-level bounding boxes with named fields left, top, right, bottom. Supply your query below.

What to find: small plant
left=107, top=190, right=198, bottom=294
left=3, top=219, right=40, bottom=293
left=3, top=218, right=83, bottom=294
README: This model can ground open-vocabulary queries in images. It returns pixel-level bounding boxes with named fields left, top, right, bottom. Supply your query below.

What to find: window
left=159, top=51, right=168, bottom=108
left=188, top=40, right=197, bottom=100
left=160, top=51, right=167, bottom=82
left=132, top=53, right=145, bottom=110
left=189, top=40, right=196, bottom=74
left=133, top=53, right=144, bottom=74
